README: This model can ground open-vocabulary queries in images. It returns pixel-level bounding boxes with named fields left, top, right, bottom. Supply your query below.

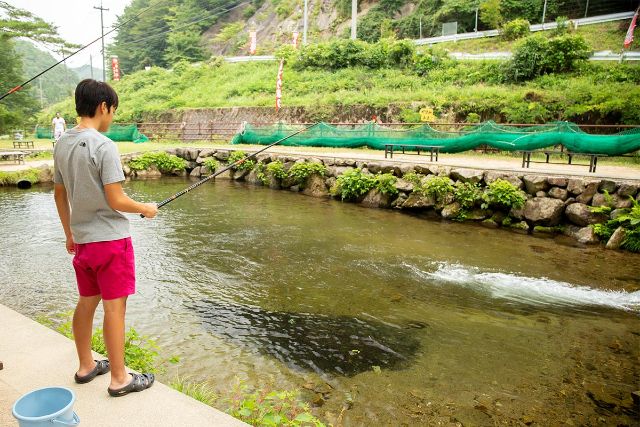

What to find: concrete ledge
left=0, top=303, right=248, bottom=427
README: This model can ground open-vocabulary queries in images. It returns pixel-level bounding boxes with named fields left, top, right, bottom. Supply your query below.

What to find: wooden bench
left=0, top=151, right=26, bottom=164
left=384, top=144, right=444, bottom=161
left=520, top=150, right=606, bottom=173
left=13, top=140, right=34, bottom=149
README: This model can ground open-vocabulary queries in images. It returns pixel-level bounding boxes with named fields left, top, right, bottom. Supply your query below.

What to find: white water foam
left=406, top=262, right=640, bottom=313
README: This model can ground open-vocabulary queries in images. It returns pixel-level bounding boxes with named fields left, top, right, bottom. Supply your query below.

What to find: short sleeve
left=53, top=163, right=64, bottom=184
left=96, top=142, right=125, bottom=185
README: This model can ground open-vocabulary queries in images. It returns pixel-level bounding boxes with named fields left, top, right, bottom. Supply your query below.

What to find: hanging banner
left=624, top=8, right=638, bottom=49
left=249, top=31, right=257, bottom=55
left=111, top=56, right=121, bottom=81
left=292, top=31, right=299, bottom=48
left=275, top=59, right=284, bottom=111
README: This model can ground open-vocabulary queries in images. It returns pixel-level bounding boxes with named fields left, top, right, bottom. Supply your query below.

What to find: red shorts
left=73, top=237, right=135, bottom=300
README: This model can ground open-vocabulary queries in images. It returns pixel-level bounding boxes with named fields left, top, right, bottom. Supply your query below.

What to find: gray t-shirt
left=53, top=128, right=130, bottom=244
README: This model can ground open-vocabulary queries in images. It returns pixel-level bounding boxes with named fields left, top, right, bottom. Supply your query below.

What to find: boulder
left=547, top=176, right=568, bottom=187
left=322, top=158, right=335, bottom=166
left=368, top=162, right=400, bottom=175
left=523, top=197, right=565, bottom=226
left=605, top=227, right=626, bottom=250
left=441, top=202, right=462, bottom=219
left=231, top=169, right=250, bottom=181
left=122, top=165, right=132, bottom=177
left=366, top=162, right=382, bottom=173
left=466, top=209, right=491, bottom=221
left=565, top=203, right=607, bottom=226
left=510, top=206, right=525, bottom=220
left=523, top=175, right=549, bottom=195
left=335, top=158, right=356, bottom=167
left=610, top=208, right=630, bottom=221
left=564, top=197, right=576, bottom=206
left=214, top=151, right=229, bottom=161
left=325, top=177, right=336, bottom=190
left=185, top=148, right=200, bottom=161
left=199, top=149, right=215, bottom=158
left=548, top=187, right=568, bottom=201
left=591, top=193, right=610, bottom=207
left=135, top=165, right=162, bottom=179
left=245, top=170, right=263, bottom=186
left=413, top=165, right=432, bottom=175
left=567, top=178, right=586, bottom=195
left=175, top=148, right=186, bottom=159
left=563, top=225, right=599, bottom=244
left=481, top=219, right=499, bottom=228
left=361, top=189, right=392, bottom=208
left=165, top=148, right=178, bottom=156
left=450, top=168, right=484, bottom=184
left=432, top=165, right=451, bottom=177
left=618, top=182, right=639, bottom=198
left=392, top=193, right=408, bottom=208
left=302, top=174, right=329, bottom=198
left=533, top=226, right=560, bottom=235
left=399, top=164, right=415, bottom=175
left=536, top=191, right=547, bottom=198
left=189, top=166, right=202, bottom=177
left=508, top=221, right=530, bottom=234
left=576, top=181, right=600, bottom=204
left=214, top=169, right=232, bottom=179
left=484, top=171, right=525, bottom=190
left=402, top=193, right=436, bottom=209
left=395, top=179, right=413, bottom=193
left=290, top=185, right=300, bottom=192
left=614, top=195, right=634, bottom=209
left=599, top=180, right=617, bottom=193
left=195, top=156, right=206, bottom=164
left=326, top=166, right=353, bottom=177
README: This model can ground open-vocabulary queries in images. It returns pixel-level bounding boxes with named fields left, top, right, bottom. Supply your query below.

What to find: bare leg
left=103, top=296, right=130, bottom=389
left=73, top=295, right=102, bottom=376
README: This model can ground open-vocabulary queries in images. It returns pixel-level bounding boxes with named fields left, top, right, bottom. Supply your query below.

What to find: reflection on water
left=192, top=299, right=422, bottom=376
left=1, top=179, right=639, bottom=426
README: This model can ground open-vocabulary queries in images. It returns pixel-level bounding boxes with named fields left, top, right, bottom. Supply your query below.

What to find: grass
left=437, top=20, right=637, bottom=53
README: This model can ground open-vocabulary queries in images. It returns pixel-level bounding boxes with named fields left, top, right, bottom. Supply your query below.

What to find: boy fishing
left=53, top=79, right=158, bottom=397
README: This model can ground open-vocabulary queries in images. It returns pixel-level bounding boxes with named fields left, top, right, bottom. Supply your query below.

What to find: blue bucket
left=12, top=387, right=80, bottom=426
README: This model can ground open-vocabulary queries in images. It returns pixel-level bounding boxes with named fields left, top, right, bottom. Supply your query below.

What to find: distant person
left=53, top=79, right=158, bottom=397
left=52, top=112, right=66, bottom=143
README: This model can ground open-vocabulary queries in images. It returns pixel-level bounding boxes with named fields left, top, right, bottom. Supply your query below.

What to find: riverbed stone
left=466, top=209, right=491, bottom=221
left=441, top=202, right=462, bottom=219
left=392, top=193, right=408, bottom=208
left=189, top=166, right=202, bottom=177
left=547, top=176, right=568, bottom=187
left=484, top=171, right=524, bottom=190
left=598, top=180, right=617, bottom=193
left=565, top=203, right=607, bottom=226
left=533, top=225, right=561, bottom=235
left=402, top=193, right=436, bottom=209
left=563, top=225, right=599, bottom=244
left=450, top=168, right=484, bottom=184
left=548, top=187, right=568, bottom=201
left=481, top=219, right=499, bottom=228
left=618, top=182, right=639, bottom=198
left=245, top=169, right=263, bottom=185
left=361, top=189, right=392, bottom=208
left=523, top=175, right=549, bottom=195
left=232, top=169, right=250, bottom=181
left=576, top=181, right=600, bottom=204
left=302, top=174, right=329, bottom=198
left=290, top=185, right=300, bottom=192
left=508, top=220, right=530, bottom=234
left=606, top=227, right=627, bottom=250
left=523, top=197, right=565, bottom=226
left=395, top=179, right=413, bottom=193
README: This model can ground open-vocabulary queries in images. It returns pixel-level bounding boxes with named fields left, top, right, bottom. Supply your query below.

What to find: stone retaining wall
left=121, top=148, right=640, bottom=251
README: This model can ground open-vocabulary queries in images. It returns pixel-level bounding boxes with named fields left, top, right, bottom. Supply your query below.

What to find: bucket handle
left=51, top=412, right=80, bottom=426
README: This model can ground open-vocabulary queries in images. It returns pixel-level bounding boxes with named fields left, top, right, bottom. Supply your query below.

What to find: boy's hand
left=66, top=236, right=75, bottom=254
left=141, top=203, right=158, bottom=219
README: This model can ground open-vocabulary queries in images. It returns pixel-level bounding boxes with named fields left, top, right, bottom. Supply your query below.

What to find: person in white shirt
left=52, top=112, right=67, bottom=143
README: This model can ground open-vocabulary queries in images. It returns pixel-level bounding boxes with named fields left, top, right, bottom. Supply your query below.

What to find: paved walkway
left=1, top=146, right=638, bottom=182
left=0, top=303, right=247, bottom=427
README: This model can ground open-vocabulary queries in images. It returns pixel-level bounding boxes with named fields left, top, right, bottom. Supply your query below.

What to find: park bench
left=384, top=144, right=444, bottom=161
left=0, top=151, right=26, bottom=164
left=519, top=150, right=607, bottom=173
left=13, top=140, right=34, bottom=149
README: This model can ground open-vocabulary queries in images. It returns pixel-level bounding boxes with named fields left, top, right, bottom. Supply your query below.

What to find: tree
left=480, top=0, right=503, bottom=29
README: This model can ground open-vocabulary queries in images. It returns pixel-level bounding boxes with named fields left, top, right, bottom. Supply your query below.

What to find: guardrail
left=449, top=50, right=640, bottom=61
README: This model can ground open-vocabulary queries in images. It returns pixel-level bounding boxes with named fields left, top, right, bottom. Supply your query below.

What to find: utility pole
left=474, top=7, right=479, bottom=32
left=419, top=16, right=422, bottom=39
left=303, top=0, right=308, bottom=45
left=38, top=78, right=44, bottom=109
left=584, top=0, right=589, bottom=18
left=350, top=0, right=357, bottom=39
left=541, top=0, right=548, bottom=28
left=94, top=1, right=108, bottom=81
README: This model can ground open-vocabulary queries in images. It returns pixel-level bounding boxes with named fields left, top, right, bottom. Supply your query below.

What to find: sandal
left=108, top=373, right=155, bottom=397
left=74, top=359, right=110, bottom=384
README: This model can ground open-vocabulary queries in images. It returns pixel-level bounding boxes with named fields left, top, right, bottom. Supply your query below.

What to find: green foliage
left=287, top=162, right=327, bottom=186
left=266, top=160, right=288, bottom=179
left=454, top=181, right=482, bottom=209
left=593, top=197, right=640, bottom=252
left=482, top=179, right=526, bottom=210
left=228, top=151, right=256, bottom=171
left=552, top=16, right=569, bottom=36
left=466, top=112, right=481, bottom=123
left=480, top=0, right=503, bottom=29
left=333, top=168, right=377, bottom=201
left=375, top=173, right=398, bottom=196
left=0, top=168, right=40, bottom=186
left=423, top=176, right=453, bottom=202
left=501, top=19, right=530, bottom=41
left=216, top=23, right=245, bottom=42
left=399, top=108, right=421, bottom=123
left=128, top=152, right=187, bottom=172
left=402, top=172, right=423, bottom=187
left=203, top=158, right=219, bottom=173
left=222, top=378, right=326, bottom=426
left=413, top=47, right=447, bottom=76
left=508, top=34, right=591, bottom=81
left=170, top=376, right=218, bottom=405
left=589, top=191, right=614, bottom=214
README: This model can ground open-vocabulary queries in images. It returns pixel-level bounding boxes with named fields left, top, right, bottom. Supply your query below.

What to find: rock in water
left=191, top=300, right=421, bottom=377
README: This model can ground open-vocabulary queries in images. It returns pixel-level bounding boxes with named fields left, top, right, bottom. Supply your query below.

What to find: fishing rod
left=141, top=123, right=319, bottom=217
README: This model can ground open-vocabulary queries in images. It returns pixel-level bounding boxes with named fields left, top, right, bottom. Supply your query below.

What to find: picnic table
left=520, top=150, right=606, bottom=173
left=0, top=151, right=26, bottom=164
left=13, top=140, right=34, bottom=149
left=384, top=144, right=444, bottom=161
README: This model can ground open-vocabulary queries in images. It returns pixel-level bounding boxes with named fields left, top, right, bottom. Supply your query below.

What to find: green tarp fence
left=36, top=124, right=149, bottom=143
left=231, top=121, right=640, bottom=156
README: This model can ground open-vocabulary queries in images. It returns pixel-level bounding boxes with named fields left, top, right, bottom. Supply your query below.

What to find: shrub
left=287, top=162, right=327, bottom=186
left=480, top=0, right=503, bottom=29
left=552, top=16, right=569, bottom=36
left=333, top=168, right=377, bottom=201
left=375, top=173, right=398, bottom=196
left=423, top=176, right=453, bottom=202
left=228, top=151, right=256, bottom=171
left=399, top=108, right=421, bottom=123
left=388, top=39, right=416, bottom=68
left=501, top=18, right=530, bottom=41
left=128, top=152, right=186, bottom=173
left=203, top=158, right=219, bottom=173
left=266, top=160, right=288, bottom=179
left=482, top=179, right=526, bottom=210
left=402, top=172, right=423, bottom=188
left=593, top=197, right=640, bottom=253
left=454, top=181, right=482, bottom=209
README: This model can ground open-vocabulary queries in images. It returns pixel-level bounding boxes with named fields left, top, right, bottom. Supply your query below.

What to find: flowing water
left=1, top=179, right=639, bottom=426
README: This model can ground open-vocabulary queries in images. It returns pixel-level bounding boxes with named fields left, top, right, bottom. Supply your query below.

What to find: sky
left=6, top=0, right=132, bottom=68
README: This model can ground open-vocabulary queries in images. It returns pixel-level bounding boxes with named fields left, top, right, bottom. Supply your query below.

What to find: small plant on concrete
left=482, top=179, right=526, bottom=210
left=203, top=158, right=219, bottom=173
left=129, top=152, right=186, bottom=173
left=228, top=151, right=256, bottom=171
left=423, top=176, right=453, bottom=203
left=287, top=162, right=327, bottom=186
left=375, top=173, right=398, bottom=196
left=333, top=168, right=376, bottom=201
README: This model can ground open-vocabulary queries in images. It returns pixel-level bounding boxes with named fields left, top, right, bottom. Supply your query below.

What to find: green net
left=232, top=121, right=640, bottom=156
left=36, top=124, right=149, bottom=143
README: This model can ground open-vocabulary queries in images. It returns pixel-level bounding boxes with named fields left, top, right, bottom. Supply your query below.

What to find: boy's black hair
left=75, top=79, right=119, bottom=117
